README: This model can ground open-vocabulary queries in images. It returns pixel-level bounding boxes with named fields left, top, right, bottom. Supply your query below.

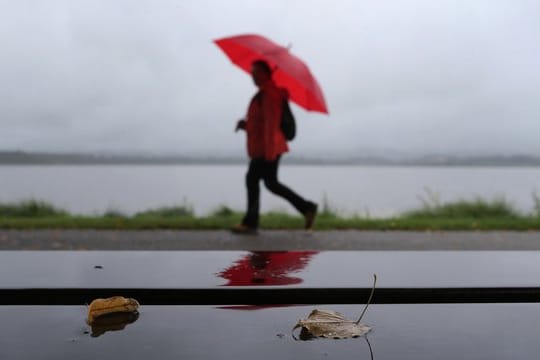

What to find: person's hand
left=235, top=119, right=246, bottom=132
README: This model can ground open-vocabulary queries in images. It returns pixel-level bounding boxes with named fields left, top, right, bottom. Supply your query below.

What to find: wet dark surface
left=3, top=250, right=540, bottom=358
left=1, top=250, right=540, bottom=289
left=0, top=304, right=539, bottom=359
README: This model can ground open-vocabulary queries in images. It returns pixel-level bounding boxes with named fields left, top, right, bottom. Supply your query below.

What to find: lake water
left=0, top=165, right=539, bottom=216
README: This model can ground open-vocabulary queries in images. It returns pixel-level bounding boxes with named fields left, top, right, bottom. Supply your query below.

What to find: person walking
left=232, top=60, right=318, bottom=234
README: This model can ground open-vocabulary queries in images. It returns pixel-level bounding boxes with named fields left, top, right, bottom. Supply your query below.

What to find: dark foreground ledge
left=4, top=287, right=540, bottom=305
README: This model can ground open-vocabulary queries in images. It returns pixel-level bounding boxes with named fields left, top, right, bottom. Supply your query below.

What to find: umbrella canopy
left=214, top=34, right=328, bottom=114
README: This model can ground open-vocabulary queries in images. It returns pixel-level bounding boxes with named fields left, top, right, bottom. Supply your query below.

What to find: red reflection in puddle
left=217, top=251, right=318, bottom=310
left=217, top=251, right=318, bottom=286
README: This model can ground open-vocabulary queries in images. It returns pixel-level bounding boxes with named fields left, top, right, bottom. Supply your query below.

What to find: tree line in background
left=2, top=151, right=540, bottom=166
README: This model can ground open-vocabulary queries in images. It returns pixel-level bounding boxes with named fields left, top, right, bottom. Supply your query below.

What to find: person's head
left=251, top=60, right=273, bottom=87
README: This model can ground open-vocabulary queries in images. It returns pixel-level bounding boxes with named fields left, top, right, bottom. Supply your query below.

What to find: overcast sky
left=1, top=0, right=539, bottom=157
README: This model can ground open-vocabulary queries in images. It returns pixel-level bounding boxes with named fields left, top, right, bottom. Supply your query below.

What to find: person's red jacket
left=245, top=79, right=289, bottom=161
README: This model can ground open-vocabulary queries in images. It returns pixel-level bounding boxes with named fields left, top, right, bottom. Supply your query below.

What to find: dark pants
left=242, top=156, right=314, bottom=228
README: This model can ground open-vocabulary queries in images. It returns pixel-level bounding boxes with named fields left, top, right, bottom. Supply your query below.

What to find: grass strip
left=0, top=199, right=539, bottom=230
left=0, top=215, right=539, bottom=230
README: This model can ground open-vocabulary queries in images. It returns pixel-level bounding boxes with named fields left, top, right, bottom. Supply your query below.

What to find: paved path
left=1, top=230, right=540, bottom=250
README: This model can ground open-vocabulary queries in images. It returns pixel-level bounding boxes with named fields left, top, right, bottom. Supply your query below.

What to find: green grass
left=0, top=198, right=539, bottom=230
left=135, top=205, right=195, bottom=218
left=0, top=200, right=67, bottom=217
left=402, top=197, right=520, bottom=219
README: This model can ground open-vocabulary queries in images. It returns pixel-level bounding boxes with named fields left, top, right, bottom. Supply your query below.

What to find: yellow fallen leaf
left=87, top=296, right=140, bottom=325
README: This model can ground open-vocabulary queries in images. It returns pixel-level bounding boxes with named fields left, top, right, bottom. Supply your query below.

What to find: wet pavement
left=3, top=234, right=540, bottom=359
left=4, top=251, right=540, bottom=305
left=4, top=250, right=540, bottom=289
left=0, top=229, right=539, bottom=250
left=3, top=304, right=540, bottom=360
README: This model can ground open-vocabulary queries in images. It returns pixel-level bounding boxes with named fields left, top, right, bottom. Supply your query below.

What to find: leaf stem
left=356, top=274, right=377, bottom=324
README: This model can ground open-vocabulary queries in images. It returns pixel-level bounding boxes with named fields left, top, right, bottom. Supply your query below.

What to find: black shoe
left=304, top=203, right=318, bottom=230
left=231, top=224, right=258, bottom=235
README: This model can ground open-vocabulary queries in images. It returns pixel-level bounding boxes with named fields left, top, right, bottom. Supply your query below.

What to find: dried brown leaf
left=293, top=309, right=371, bottom=339
left=292, top=274, right=377, bottom=340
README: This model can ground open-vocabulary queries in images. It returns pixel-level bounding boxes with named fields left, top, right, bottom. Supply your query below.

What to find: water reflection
left=295, top=329, right=375, bottom=360
left=217, top=251, right=318, bottom=286
left=88, top=312, right=139, bottom=338
left=217, top=251, right=318, bottom=310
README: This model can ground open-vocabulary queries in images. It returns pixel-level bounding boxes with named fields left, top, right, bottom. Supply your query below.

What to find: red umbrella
left=214, top=34, right=329, bottom=114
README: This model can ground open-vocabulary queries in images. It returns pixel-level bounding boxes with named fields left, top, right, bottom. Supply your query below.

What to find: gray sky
left=1, top=0, right=539, bottom=157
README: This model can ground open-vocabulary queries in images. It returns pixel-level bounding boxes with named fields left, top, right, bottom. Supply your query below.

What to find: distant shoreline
left=1, top=151, right=540, bottom=167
